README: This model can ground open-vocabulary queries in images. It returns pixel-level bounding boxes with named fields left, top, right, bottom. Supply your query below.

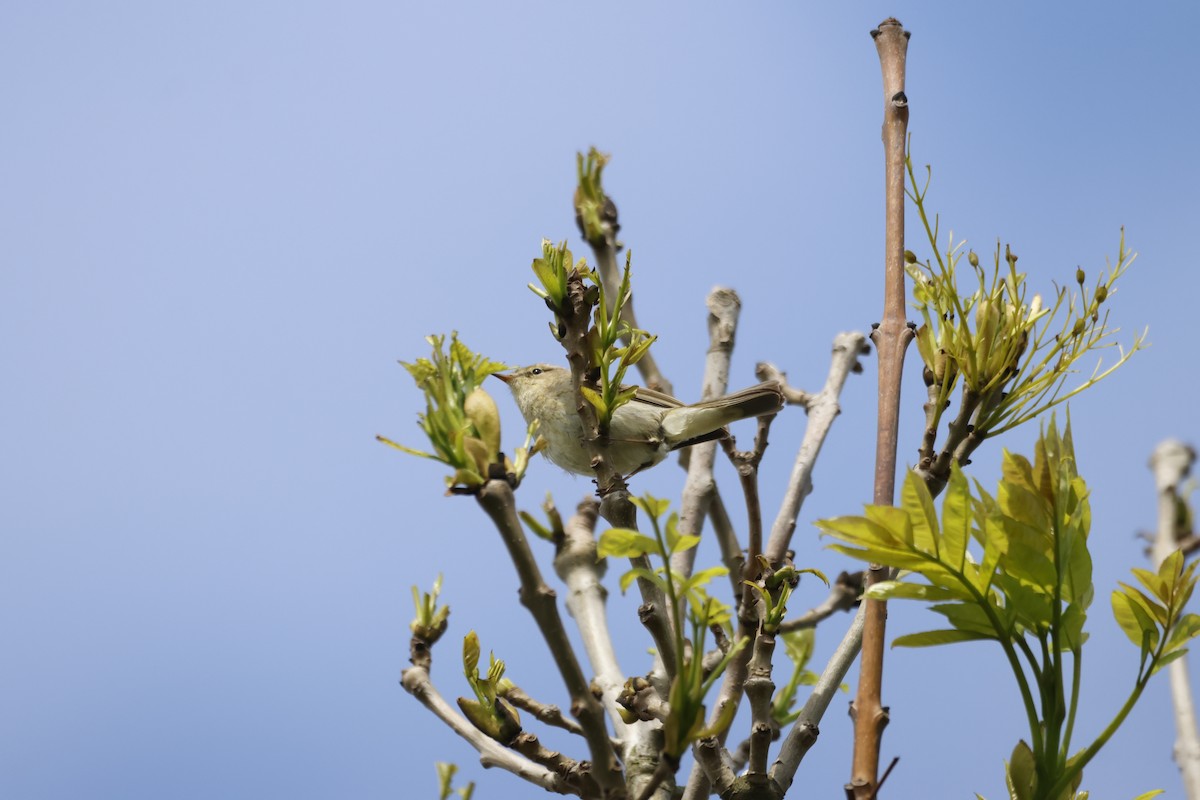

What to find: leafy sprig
left=819, top=419, right=1199, bottom=799
left=599, top=494, right=746, bottom=756
left=456, top=631, right=521, bottom=744
left=411, top=574, right=450, bottom=643
left=905, top=151, right=1145, bottom=494
left=380, top=333, right=542, bottom=490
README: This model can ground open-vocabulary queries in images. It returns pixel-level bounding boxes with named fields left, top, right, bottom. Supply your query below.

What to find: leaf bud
left=464, top=387, right=502, bottom=459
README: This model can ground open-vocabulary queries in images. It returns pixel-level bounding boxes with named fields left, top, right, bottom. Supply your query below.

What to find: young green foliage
left=662, top=597, right=748, bottom=760
left=380, top=333, right=542, bottom=490
left=597, top=493, right=732, bottom=628
left=410, top=574, right=450, bottom=644
left=574, top=147, right=618, bottom=248
left=527, top=154, right=657, bottom=436
left=770, top=629, right=848, bottom=727
left=819, top=420, right=1200, bottom=799
left=904, top=151, right=1145, bottom=494
left=456, top=631, right=521, bottom=744
left=598, top=493, right=746, bottom=756
left=435, top=762, right=475, bottom=800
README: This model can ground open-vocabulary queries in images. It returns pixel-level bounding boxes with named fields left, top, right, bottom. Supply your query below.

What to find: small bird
left=496, top=364, right=784, bottom=476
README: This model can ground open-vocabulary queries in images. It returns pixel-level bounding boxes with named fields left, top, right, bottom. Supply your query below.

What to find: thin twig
left=401, top=666, right=574, bottom=795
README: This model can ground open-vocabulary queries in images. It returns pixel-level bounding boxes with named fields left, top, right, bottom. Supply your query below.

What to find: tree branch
left=671, top=287, right=743, bottom=581
left=553, top=496, right=665, bottom=790
left=761, top=332, right=870, bottom=567
left=770, top=601, right=868, bottom=793
left=477, top=481, right=623, bottom=795
left=776, top=571, right=863, bottom=634
left=401, top=665, right=575, bottom=795
left=851, top=18, right=913, bottom=799
left=1149, top=439, right=1200, bottom=798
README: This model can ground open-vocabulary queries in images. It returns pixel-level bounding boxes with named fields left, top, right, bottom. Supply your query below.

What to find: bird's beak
left=493, top=372, right=512, bottom=384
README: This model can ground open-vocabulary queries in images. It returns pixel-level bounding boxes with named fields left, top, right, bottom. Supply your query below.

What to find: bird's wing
left=630, top=384, right=684, bottom=409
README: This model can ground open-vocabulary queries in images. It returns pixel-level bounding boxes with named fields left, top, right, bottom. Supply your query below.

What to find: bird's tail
left=660, top=382, right=785, bottom=449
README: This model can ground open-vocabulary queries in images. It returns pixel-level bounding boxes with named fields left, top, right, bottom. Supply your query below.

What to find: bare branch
left=671, top=286, right=742, bottom=582
left=511, top=732, right=600, bottom=797
left=762, top=332, right=870, bottom=566
left=744, top=631, right=778, bottom=776
left=1149, top=440, right=1200, bottom=798
left=770, top=602, right=869, bottom=792
left=852, top=18, right=914, bottom=799
left=401, top=665, right=575, bottom=795
left=502, top=683, right=587, bottom=738
left=551, top=496, right=667, bottom=791
left=477, top=481, right=623, bottom=792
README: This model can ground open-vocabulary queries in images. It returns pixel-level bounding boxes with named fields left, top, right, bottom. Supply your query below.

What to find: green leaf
left=1131, top=790, right=1165, bottom=799
left=864, top=505, right=915, bottom=546
left=941, top=462, right=973, bottom=572
left=462, top=631, right=481, bottom=679
left=518, top=511, right=553, bottom=541
left=901, top=469, right=940, bottom=556
left=620, top=566, right=668, bottom=595
left=1150, top=648, right=1189, bottom=675
left=670, top=534, right=701, bottom=555
left=796, top=567, right=830, bottom=587
left=598, top=528, right=661, bottom=559
left=1006, top=739, right=1037, bottom=800
left=997, top=516, right=1057, bottom=591
left=631, top=494, right=671, bottom=519
left=931, top=601, right=1003, bottom=637
left=1131, top=566, right=1168, bottom=605
left=999, top=452, right=1049, bottom=528
left=691, top=697, right=738, bottom=742
left=1112, top=589, right=1160, bottom=651
left=1059, top=602, right=1089, bottom=651
left=579, top=385, right=606, bottom=417
left=892, top=629, right=994, bottom=647
left=1167, top=613, right=1200, bottom=652
left=1118, top=582, right=1169, bottom=627
left=1157, top=549, right=1186, bottom=596
left=995, top=573, right=1052, bottom=633
left=818, top=515, right=905, bottom=548
left=863, top=581, right=963, bottom=602
left=825, top=543, right=933, bottom=572
left=681, top=565, right=729, bottom=592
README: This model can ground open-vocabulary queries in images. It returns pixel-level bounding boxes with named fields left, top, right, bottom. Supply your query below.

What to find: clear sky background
left=3, top=3, right=1198, bottom=799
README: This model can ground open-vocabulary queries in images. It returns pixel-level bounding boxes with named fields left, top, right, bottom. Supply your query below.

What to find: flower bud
left=1072, top=319, right=1087, bottom=337
left=1076, top=267, right=1086, bottom=285
left=465, top=387, right=502, bottom=459
left=904, top=249, right=918, bottom=264
left=1094, top=285, right=1108, bottom=304
left=1005, top=245, right=1018, bottom=266
left=968, top=251, right=980, bottom=268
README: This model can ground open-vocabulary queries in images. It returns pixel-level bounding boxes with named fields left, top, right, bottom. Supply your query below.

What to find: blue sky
left=2, top=3, right=1198, bottom=798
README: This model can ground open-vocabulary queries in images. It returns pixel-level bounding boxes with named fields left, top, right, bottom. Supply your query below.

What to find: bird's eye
left=531, top=368, right=542, bottom=375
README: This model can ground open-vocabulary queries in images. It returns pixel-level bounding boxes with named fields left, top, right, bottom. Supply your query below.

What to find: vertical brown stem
left=851, top=18, right=913, bottom=800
